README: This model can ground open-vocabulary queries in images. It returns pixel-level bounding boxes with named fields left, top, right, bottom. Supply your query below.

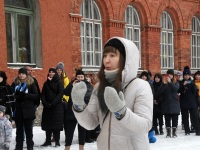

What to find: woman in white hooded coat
left=71, top=37, right=153, bottom=150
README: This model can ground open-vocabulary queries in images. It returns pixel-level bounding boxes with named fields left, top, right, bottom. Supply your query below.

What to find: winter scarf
left=104, top=69, right=119, bottom=85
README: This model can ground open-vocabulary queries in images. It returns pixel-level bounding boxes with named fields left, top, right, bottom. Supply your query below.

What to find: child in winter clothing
left=0, top=105, right=12, bottom=150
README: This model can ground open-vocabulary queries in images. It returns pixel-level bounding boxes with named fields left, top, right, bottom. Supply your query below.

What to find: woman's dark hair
left=0, top=71, right=7, bottom=85
left=97, top=46, right=125, bottom=113
left=153, top=73, right=162, bottom=82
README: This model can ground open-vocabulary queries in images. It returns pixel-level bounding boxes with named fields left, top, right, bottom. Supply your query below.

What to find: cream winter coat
left=73, top=37, right=153, bottom=150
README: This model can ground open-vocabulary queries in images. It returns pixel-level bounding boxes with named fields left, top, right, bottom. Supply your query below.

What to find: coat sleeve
left=73, top=84, right=100, bottom=130
left=4, top=119, right=12, bottom=143
left=117, top=80, right=153, bottom=134
left=51, top=81, right=64, bottom=106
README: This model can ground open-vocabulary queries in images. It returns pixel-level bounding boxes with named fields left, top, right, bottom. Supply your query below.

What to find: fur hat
left=76, top=69, right=85, bottom=76
left=18, top=68, right=27, bottom=75
left=56, top=62, right=64, bottom=71
left=104, top=38, right=126, bottom=59
left=183, top=66, right=191, bottom=76
left=0, top=105, right=6, bottom=114
left=167, top=69, right=174, bottom=76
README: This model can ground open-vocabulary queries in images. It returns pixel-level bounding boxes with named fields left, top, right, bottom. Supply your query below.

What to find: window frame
left=80, top=0, right=102, bottom=71
left=191, top=16, right=200, bottom=69
left=160, top=11, right=174, bottom=69
left=124, top=5, right=141, bottom=68
left=5, top=1, right=35, bottom=66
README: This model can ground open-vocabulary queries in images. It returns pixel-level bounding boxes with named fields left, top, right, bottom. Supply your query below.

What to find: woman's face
left=142, top=75, right=147, bottom=81
left=184, top=74, right=190, bottom=80
left=195, top=74, right=200, bottom=81
left=18, top=73, right=27, bottom=80
left=56, top=69, right=62, bottom=76
left=48, top=71, right=55, bottom=78
left=103, top=50, right=120, bottom=71
left=76, top=75, right=85, bottom=81
left=155, top=76, right=160, bottom=83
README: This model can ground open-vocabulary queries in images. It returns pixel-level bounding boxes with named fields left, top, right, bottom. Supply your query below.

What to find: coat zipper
left=108, top=112, right=111, bottom=150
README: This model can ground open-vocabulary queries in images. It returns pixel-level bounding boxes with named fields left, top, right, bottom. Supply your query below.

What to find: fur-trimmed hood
left=104, top=37, right=140, bottom=89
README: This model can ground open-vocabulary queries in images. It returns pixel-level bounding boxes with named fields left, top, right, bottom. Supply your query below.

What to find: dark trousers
left=153, top=112, right=164, bottom=127
left=182, top=108, right=200, bottom=133
left=15, top=118, right=34, bottom=149
left=164, top=114, right=178, bottom=128
left=64, top=119, right=86, bottom=146
left=45, top=129, right=60, bottom=143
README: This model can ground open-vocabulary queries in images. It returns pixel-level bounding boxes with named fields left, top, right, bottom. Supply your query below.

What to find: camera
left=187, top=80, right=191, bottom=84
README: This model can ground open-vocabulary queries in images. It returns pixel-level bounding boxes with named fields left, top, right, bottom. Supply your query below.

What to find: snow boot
left=41, top=141, right=51, bottom=146
left=172, top=127, right=177, bottom=137
left=166, top=127, right=171, bottom=138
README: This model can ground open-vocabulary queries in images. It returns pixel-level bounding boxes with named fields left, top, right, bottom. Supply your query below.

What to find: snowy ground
left=10, top=117, right=200, bottom=150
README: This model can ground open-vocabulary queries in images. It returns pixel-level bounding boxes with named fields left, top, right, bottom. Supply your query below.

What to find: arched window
left=191, top=16, right=200, bottom=69
left=124, top=5, right=141, bottom=67
left=5, top=0, right=35, bottom=64
left=160, top=11, right=174, bottom=69
left=80, top=0, right=102, bottom=71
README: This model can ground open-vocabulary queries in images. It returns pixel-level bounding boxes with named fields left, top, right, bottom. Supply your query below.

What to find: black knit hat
left=49, top=68, right=57, bottom=73
left=76, top=69, right=85, bottom=76
left=183, top=66, right=191, bottom=76
left=0, top=105, right=6, bottom=114
left=18, top=68, right=27, bottom=75
left=56, top=62, right=64, bottom=71
left=167, top=69, right=174, bottom=76
left=104, top=38, right=126, bottom=59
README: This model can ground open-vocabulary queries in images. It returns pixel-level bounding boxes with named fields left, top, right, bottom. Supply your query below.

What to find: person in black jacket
left=12, top=68, right=39, bottom=150
left=41, top=68, right=64, bottom=147
left=152, top=73, right=163, bottom=135
left=157, top=69, right=180, bottom=138
left=179, top=66, right=200, bottom=135
left=63, top=69, right=93, bottom=150
left=0, top=71, right=15, bottom=121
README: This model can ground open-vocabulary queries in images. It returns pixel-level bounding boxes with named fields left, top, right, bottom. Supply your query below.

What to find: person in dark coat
left=179, top=66, right=200, bottom=135
left=157, top=69, right=180, bottom=138
left=152, top=73, right=163, bottom=135
left=0, top=71, right=15, bottom=121
left=41, top=68, right=64, bottom=147
left=63, top=69, right=93, bottom=150
left=11, top=68, right=39, bottom=150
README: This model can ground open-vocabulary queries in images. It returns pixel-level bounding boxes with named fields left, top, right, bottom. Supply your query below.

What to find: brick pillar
left=69, top=13, right=82, bottom=74
left=142, top=25, right=161, bottom=75
left=176, top=30, right=192, bottom=70
left=105, top=19, right=125, bottom=42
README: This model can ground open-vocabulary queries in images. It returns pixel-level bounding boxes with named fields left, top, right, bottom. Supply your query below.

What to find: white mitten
left=71, top=81, right=87, bottom=111
left=104, top=87, right=126, bottom=113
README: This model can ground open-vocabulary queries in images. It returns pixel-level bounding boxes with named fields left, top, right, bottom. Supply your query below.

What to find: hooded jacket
left=73, top=37, right=153, bottom=150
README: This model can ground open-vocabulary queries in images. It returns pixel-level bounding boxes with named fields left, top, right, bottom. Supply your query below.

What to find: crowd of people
left=0, top=37, right=200, bottom=150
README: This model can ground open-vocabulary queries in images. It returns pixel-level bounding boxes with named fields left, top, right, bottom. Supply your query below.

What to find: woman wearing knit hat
left=70, top=37, right=153, bottom=150
left=0, top=71, right=15, bottom=121
left=156, top=69, right=180, bottom=138
left=179, top=66, right=200, bottom=135
left=11, top=67, right=39, bottom=150
left=41, top=68, right=64, bottom=147
left=63, top=68, right=93, bottom=150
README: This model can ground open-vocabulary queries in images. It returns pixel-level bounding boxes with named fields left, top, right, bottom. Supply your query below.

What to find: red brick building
left=0, top=0, right=200, bottom=87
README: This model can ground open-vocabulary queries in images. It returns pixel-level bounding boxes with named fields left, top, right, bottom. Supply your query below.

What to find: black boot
left=55, top=141, right=60, bottom=147
left=190, top=125, right=195, bottom=133
left=166, top=127, right=171, bottom=138
left=172, top=127, right=177, bottom=137
left=159, top=126, right=164, bottom=135
left=41, top=141, right=51, bottom=146
left=154, top=127, right=159, bottom=135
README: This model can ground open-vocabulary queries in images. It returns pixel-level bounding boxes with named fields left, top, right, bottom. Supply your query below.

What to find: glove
left=3, top=143, right=9, bottom=150
left=71, top=81, right=87, bottom=111
left=104, top=87, right=126, bottom=112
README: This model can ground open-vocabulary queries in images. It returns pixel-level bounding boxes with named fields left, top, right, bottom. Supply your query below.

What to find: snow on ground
left=10, top=116, right=200, bottom=150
